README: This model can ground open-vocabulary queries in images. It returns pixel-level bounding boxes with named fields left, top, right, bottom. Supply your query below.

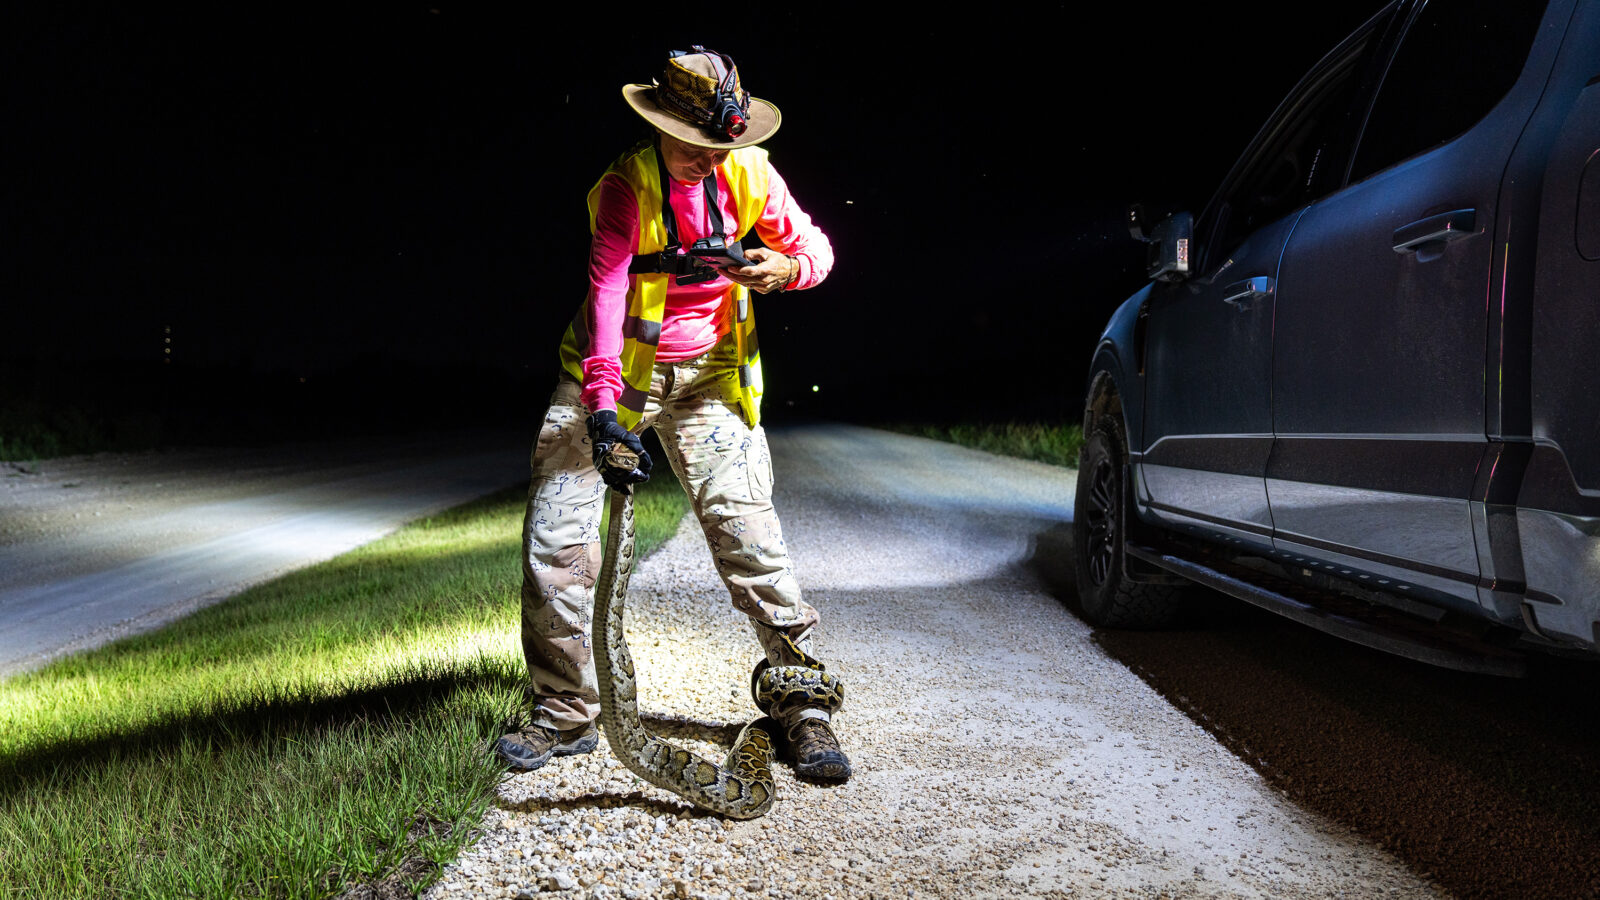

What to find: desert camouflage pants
left=520, top=342, right=821, bottom=732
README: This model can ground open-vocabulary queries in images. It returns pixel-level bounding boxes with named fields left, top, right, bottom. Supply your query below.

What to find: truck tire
left=1073, top=414, right=1187, bottom=628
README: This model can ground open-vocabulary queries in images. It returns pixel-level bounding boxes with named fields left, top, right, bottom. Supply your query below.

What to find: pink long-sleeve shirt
left=579, top=161, right=833, bottom=413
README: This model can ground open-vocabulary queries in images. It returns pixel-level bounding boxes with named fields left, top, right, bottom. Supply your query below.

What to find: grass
left=0, top=406, right=139, bottom=462
left=0, top=475, right=691, bottom=900
left=0, top=383, right=166, bottom=462
left=887, top=421, right=1084, bottom=469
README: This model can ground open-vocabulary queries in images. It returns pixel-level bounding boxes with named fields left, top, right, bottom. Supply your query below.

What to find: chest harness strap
left=627, top=151, right=735, bottom=286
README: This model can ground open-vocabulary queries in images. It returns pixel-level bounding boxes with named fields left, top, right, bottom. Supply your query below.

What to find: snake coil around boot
left=752, top=660, right=846, bottom=722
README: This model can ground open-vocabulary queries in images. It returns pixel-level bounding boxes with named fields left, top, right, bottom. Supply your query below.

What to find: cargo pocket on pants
left=747, top=427, right=773, bottom=503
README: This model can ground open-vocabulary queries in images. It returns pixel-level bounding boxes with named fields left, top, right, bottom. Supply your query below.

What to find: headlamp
left=664, top=45, right=752, bottom=141
left=719, top=102, right=748, bottom=138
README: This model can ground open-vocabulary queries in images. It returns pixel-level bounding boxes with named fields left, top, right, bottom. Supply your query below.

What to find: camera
left=687, top=235, right=751, bottom=270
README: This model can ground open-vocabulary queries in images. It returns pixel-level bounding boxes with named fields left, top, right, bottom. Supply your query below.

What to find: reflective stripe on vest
left=558, top=139, right=770, bottom=430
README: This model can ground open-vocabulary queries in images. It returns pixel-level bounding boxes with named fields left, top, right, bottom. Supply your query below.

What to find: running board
left=1125, top=544, right=1527, bottom=678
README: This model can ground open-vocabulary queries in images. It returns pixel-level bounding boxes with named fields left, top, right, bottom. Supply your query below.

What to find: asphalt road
left=1076, top=572, right=1600, bottom=899
left=0, top=431, right=529, bottom=676
left=1026, top=476, right=1600, bottom=898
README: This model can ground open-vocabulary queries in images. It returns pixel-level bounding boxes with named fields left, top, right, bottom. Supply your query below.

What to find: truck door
left=1139, top=217, right=1291, bottom=549
left=1267, top=0, right=1560, bottom=611
left=1139, top=21, right=1382, bottom=549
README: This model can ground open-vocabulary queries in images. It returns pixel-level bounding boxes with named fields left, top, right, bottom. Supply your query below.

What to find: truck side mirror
left=1128, top=205, right=1193, bottom=282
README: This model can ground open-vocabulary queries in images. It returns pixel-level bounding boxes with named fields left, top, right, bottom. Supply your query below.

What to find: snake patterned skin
left=751, top=658, right=845, bottom=723
left=592, top=486, right=781, bottom=819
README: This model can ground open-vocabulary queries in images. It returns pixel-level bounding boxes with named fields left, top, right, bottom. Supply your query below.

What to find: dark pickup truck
left=1075, top=0, right=1600, bottom=673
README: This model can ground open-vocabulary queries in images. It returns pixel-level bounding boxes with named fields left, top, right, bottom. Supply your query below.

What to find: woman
left=496, top=46, right=848, bottom=781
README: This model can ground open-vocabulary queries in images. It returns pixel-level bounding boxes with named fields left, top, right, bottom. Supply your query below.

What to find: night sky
left=13, top=5, right=1388, bottom=433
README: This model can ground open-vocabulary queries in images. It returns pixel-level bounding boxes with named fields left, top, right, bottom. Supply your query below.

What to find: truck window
left=1348, top=0, right=1548, bottom=183
left=1201, top=30, right=1375, bottom=268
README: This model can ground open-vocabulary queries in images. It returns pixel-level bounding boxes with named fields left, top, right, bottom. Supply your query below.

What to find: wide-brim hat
left=622, top=47, right=781, bottom=149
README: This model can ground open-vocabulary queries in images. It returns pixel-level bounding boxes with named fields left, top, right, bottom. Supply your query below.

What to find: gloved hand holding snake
left=586, top=410, right=653, bottom=493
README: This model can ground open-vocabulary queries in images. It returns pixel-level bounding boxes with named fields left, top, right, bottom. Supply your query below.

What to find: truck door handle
left=1393, top=209, right=1477, bottom=253
left=1221, top=276, right=1274, bottom=306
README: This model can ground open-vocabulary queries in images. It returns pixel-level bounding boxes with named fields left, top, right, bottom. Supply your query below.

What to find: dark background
left=10, top=5, right=1388, bottom=447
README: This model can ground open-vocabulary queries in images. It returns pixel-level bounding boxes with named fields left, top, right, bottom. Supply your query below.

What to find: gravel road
left=424, top=424, right=1440, bottom=900
left=0, top=430, right=528, bottom=676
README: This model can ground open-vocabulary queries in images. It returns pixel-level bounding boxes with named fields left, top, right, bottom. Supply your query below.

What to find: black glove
left=586, top=409, right=652, bottom=494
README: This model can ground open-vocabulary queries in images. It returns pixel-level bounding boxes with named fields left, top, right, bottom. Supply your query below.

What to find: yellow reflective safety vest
left=558, top=139, right=770, bottom=430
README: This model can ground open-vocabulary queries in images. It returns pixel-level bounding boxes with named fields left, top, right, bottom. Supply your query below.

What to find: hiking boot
left=495, top=722, right=599, bottom=772
left=785, top=718, right=851, bottom=781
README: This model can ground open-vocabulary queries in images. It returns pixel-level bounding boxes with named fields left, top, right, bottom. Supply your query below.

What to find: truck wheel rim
left=1086, top=456, right=1117, bottom=586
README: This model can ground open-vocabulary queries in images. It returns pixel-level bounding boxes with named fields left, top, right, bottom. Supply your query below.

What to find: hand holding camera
left=708, top=244, right=797, bottom=294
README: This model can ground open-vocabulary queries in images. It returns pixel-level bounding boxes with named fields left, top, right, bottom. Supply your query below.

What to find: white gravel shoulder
left=428, top=424, right=1441, bottom=900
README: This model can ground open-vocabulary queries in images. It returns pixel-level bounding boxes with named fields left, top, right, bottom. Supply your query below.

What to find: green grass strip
left=884, top=421, right=1084, bottom=469
left=0, top=475, right=690, bottom=899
